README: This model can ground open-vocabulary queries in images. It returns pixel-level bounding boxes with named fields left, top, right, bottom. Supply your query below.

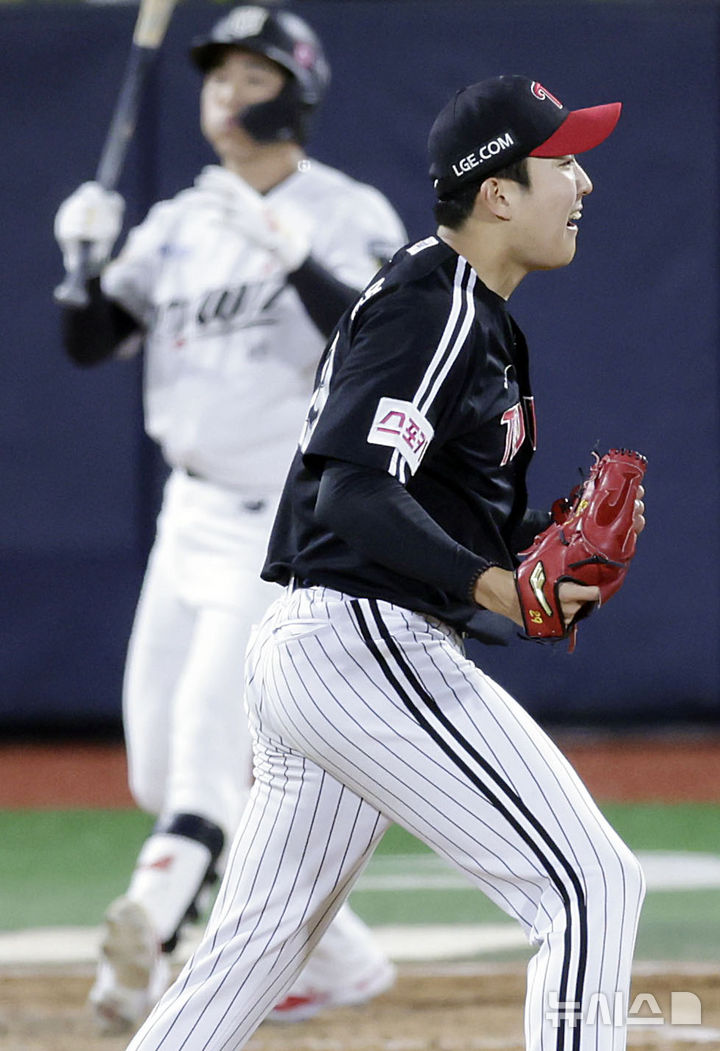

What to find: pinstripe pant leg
left=127, top=746, right=389, bottom=1051
left=255, top=589, right=645, bottom=1051
left=128, top=585, right=644, bottom=1051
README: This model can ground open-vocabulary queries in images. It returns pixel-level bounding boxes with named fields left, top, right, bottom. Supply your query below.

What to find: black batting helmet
left=190, top=5, right=331, bottom=145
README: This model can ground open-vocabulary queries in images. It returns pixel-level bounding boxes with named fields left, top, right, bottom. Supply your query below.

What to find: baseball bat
left=54, top=0, right=177, bottom=307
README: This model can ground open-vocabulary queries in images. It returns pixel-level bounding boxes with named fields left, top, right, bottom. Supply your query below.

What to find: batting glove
left=54, top=181, right=125, bottom=275
left=260, top=199, right=312, bottom=273
left=198, top=168, right=311, bottom=273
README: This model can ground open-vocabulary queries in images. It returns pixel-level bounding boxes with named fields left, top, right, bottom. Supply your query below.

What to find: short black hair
left=433, top=156, right=531, bottom=229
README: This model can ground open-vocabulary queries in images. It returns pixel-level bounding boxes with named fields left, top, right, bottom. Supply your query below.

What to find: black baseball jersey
left=262, top=236, right=545, bottom=637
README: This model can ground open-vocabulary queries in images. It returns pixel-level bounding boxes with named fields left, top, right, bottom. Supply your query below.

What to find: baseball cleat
left=268, top=957, right=396, bottom=1023
left=88, top=896, right=170, bottom=1035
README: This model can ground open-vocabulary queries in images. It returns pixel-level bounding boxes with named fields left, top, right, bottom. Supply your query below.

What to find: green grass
left=636, top=890, right=720, bottom=961
left=1, top=809, right=153, bottom=928
left=1, top=804, right=719, bottom=962
left=599, top=802, right=720, bottom=853
left=374, top=802, right=720, bottom=856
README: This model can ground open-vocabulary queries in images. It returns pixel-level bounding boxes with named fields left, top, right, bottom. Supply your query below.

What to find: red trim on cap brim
left=529, top=102, right=621, bottom=158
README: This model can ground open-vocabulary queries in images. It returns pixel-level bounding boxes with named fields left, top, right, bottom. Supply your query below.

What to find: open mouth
left=567, top=209, right=582, bottom=230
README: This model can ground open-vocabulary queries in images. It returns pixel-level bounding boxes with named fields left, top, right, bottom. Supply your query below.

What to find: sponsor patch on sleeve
left=367, top=397, right=434, bottom=475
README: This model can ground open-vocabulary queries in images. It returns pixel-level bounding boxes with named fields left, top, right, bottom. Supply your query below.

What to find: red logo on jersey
left=368, top=397, right=435, bottom=475
left=500, top=403, right=526, bottom=466
left=376, top=410, right=429, bottom=457
left=531, top=82, right=563, bottom=110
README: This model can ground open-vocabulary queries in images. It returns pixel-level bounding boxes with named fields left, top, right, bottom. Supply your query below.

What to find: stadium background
left=1, top=0, right=719, bottom=733
left=0, top=2, right=718, bottom=1047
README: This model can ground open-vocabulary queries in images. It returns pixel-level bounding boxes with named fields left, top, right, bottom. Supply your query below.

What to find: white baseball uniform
left=101, top=159, right=406, bottom=966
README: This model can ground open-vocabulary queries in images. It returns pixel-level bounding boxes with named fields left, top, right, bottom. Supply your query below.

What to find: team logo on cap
left=531, top=82, right=563, bottom=109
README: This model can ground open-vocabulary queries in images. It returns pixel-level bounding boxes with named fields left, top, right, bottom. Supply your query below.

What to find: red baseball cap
left=429, top=75, right=621, bottom=197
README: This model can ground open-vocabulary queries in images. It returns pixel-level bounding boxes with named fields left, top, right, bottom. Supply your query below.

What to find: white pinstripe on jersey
left=389, top=255, right=476, bottom=484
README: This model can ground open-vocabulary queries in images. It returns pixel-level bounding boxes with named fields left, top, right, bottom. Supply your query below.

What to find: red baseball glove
left=515, top=449, right=647, bottom=649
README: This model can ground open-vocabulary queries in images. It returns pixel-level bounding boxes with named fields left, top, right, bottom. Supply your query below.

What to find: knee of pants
left=584, top=839, right=646, bottom=915
left=536, top=838, right=646, bottom=937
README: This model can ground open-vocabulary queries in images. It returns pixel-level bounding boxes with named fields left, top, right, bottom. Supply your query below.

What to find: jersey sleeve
left=101, top=200, right=175, bottom=325
left=311, top=184, right=407, bottom=289
left=301, top=275, right=473, bottom=485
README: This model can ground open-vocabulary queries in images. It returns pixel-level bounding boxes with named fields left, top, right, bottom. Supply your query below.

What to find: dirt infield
left=2, top=732, right=720, bottom=808
left=1, top=965, right=718, bottom=1051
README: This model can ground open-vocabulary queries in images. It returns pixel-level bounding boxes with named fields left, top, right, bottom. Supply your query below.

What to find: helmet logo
left=221, top=6, right=269, bottom=40
left=294, top=41, right=315, bottom=69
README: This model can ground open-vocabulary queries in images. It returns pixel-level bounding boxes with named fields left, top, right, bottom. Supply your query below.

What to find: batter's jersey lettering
left=101, top=162, right=406, bottom=492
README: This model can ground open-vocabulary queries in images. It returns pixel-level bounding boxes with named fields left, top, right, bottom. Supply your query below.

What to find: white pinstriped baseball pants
left=127, top=585, right=645, bottom=1051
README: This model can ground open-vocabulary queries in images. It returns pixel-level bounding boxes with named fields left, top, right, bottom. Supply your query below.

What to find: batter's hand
left=198, top=167, right=311, bottom=272
left=263, top=200, right=313, bottom=272
left=54, top=181, right=125, bottom=276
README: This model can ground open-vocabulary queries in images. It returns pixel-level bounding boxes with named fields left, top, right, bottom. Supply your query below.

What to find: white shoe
left=268, top=957, right=396, bottom=1023
left=88, top=896, right=170, bottom=1034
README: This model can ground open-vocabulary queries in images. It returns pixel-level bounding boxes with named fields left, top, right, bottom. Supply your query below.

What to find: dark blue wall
left=1, top=1, right=718, bottom=730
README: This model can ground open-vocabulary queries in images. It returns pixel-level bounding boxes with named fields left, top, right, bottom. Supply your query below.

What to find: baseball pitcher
left=124, top=75, right=647, bottom=1051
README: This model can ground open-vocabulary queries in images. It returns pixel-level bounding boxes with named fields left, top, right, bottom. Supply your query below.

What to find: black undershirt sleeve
left=62, top=259, right=360, bottom=363
left=286, top=256, right=364, bottom=337
left=315, top=458, right=490, bottom=604
left=60, top=276, right=142, bottom=367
